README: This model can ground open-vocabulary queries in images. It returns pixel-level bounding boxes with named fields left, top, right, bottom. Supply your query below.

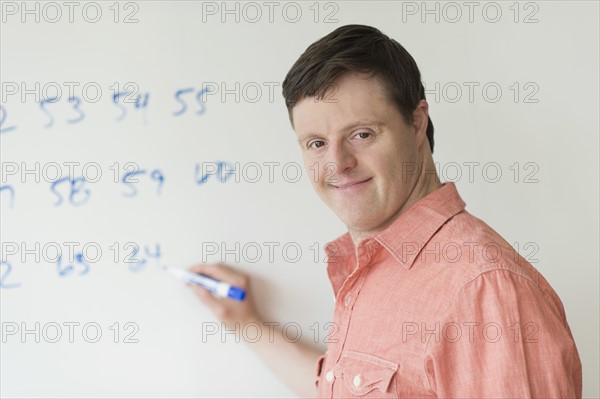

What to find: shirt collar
left=326, top=182, right=466, bottom=270
left=376, top=182, right=466, bottom=269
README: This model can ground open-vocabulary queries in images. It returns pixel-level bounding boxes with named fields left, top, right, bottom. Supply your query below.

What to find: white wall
left=1, top=1, right=598, bottom=397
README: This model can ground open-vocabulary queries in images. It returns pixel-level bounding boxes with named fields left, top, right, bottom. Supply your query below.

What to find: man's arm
left=424, top=268, right=582, bottom=398
left=188, top=263, right=323, bottom=398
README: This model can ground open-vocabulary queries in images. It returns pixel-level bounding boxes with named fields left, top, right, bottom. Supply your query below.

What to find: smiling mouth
left=332, top=178, right=372, bottom=189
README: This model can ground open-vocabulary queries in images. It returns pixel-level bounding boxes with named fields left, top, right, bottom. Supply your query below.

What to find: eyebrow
left=296, top=119, right=385, bottom=143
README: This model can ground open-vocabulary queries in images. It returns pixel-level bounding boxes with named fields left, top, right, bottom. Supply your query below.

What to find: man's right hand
left=187, top=262, right=323, bottom=398
left=187, top=263, right=260, bottom=331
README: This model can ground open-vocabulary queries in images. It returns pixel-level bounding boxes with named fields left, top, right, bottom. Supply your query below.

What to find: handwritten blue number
left=66, top=96, right=85, bottom=124
left=122, top=169, right=146, bottom=197
left=128, top=246, right=147, bottom=273
left=173, top=88, right=194, bottom=116
left=134, top=93, right=149, bottom=109
left=0, top=185, right=15, bottom=208
left=56, top=253, right=89, bottom=277
left=0, top=105, right=17, bottom=134
left=113, top=91, right=132, bottom=121
left=0, top=261, right=21, bottom=289
left=40, top=96, right=59, bottom=128
left=195, top=87, right=211, bottom=115
left=74, top=253, right=90, bottom=275
left=150, top=169, right=164, bottom=195
left=51, top=176, right=90, bottom=207
left=145, top=244, right=162, bottom=269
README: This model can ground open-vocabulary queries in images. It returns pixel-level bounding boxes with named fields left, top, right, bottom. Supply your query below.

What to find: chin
left=338, top=212, right=382, bottom=233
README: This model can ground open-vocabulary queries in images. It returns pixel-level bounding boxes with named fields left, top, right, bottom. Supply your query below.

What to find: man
left=190, top=25, right=582, bottom=398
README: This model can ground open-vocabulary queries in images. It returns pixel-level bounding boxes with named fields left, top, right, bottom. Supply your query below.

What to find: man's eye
left=355, top=131, right=371, bottom=139
left=309, top=141, right=326, bottom=149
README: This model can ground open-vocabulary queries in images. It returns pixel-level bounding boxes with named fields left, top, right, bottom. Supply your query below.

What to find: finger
left=188, top=263, right=248, bottom=287
left=189, top=283, right=224, bottom=314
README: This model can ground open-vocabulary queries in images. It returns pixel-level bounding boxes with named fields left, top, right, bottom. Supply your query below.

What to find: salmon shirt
left=315, top=182, right=582, bottom=398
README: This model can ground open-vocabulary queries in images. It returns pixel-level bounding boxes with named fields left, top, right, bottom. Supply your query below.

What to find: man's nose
left=325, top=142, right=357, bottom=181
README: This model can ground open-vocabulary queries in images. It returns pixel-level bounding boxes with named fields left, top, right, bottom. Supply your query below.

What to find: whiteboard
left=1, top=1, right=598, bottom=397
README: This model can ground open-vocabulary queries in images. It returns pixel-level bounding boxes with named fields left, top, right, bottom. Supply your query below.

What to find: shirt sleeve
left=424, top=268, right=582, bottom=398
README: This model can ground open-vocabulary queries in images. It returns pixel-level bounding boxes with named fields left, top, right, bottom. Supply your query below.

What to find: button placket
left=325, top=370, right=334, bottom=383
left=329, top=244, right=375, bottom=397
left=332, top=272, right=368, bottom=358
left=344, top=293, right=352, bottom=306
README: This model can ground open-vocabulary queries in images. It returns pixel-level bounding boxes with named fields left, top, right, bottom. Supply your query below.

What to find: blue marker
left=164, top=267, right=246, bottom=301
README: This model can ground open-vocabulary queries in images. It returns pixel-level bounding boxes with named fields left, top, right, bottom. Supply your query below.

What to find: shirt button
left=344, top=293, right=352, bottom=306
left=325, top=370, right=334, bottom=382
left=353, top=375, right=362, bottom=387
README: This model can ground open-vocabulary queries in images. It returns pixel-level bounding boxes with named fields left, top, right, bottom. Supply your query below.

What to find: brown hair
left=282, top=24, right=434, bottom=153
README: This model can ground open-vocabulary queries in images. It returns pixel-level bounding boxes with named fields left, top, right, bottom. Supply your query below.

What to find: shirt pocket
left=334, top=350, right=399, bottom=396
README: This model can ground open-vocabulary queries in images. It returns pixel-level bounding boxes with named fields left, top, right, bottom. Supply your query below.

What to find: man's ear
left=412, top=100, right=429, bottom=148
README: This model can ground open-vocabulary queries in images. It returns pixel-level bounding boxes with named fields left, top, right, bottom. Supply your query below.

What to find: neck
left=349, top=155, right=442, bottom=245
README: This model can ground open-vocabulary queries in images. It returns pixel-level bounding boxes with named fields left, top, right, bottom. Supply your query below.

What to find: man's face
left=292, top=72, right=422, bottom=238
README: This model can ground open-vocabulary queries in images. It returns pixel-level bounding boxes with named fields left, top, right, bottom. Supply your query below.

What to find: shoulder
left=432, top=210, right=568, bottom=324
